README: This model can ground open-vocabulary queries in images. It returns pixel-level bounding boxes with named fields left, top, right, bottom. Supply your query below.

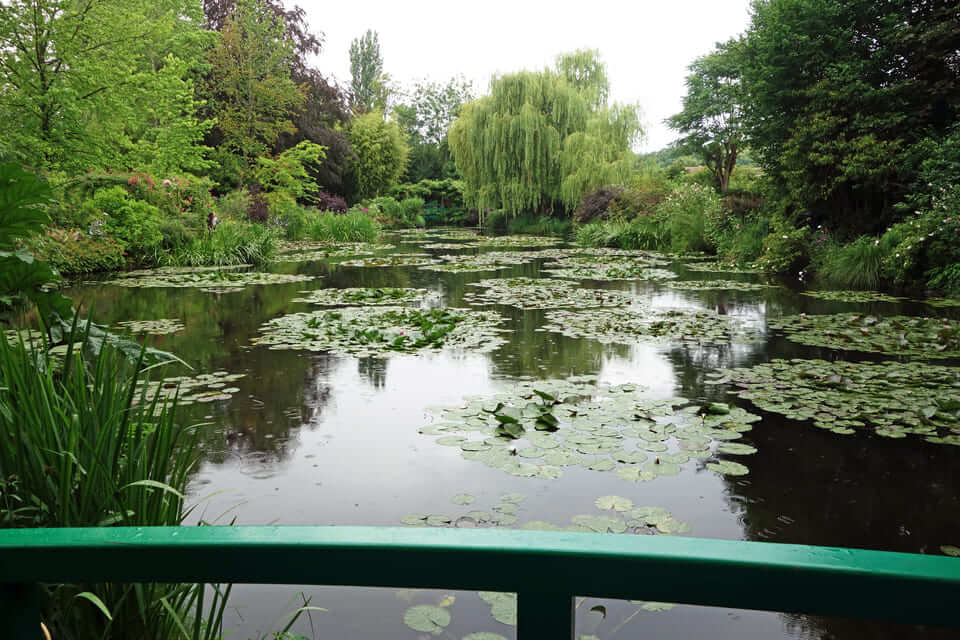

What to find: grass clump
left=815, top=236, right=886, bottom=289
left=306, top=209, right=381, bottom=242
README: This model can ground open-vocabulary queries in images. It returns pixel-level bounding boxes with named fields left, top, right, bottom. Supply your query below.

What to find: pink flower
left=128, top=177, right=136, bottom=185
left=162, top=179, right=171, bottom=186
left=799, top=313, right=807, bottom=317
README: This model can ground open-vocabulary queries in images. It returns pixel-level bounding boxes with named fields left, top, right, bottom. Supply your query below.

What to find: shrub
left=609, top=180, right=669, bottom=220
left=574, top=187, right=622, bottom=224
left=215, top=189, right=252, bottom=221
left=316, top=190, right=348, bottom=213
left=399, top=197, right=426, bottom=228
left=272, top=203, right=312, bottom=240
left=306, top=209, right=380, bottom=243
left=483, top=209, right=509, bottom=233
left=815, top=236, right=886, bottom=290
left=758, top=216, right=809, bottom=275
left=246, top=186, right=270, bottom=223
left=652, top=183, right=721, bottom=253
left=30, top=229, right=127, bottom=275
left=575, top=218, right=665, bottom=250
left=507, top=214, right=572, bottom=237
left=87, top=186, right=163, bottom=254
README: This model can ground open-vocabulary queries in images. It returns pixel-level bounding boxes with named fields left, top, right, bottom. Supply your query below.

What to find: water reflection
left=65, top=233, right=960, bottom=640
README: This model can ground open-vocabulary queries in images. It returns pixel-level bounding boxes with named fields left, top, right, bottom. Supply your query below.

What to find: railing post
left=0, top=582, right=43, bottom=639
left=518, top=590, right=573, bottom=640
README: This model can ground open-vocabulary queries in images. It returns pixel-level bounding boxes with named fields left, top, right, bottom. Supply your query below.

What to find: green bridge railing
left=1, top=526, right=958, bottom=638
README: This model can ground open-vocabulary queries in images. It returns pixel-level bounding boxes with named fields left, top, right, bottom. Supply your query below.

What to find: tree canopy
left=349, top=29, right=387, bottom=113
left=449, top=52, right=641, bottom=216
left=346, top=110, right=409, bottom=200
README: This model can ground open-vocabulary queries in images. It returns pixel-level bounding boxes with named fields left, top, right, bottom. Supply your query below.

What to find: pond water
left=67, top=229, right=960, bottom=640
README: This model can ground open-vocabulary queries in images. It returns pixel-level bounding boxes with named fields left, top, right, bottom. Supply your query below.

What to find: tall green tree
left=349, top=29, right=387, bottom=113
left=393, top=76, right=473, bottom=181
left=449, top=53, right=641, bottom=216
left=0, top=0, right=214, bottom=172
left=667, top=39, right=745, bottom=193
left=555, top=49, right=610, bottom=110
left=204, top=0, right=305, bottom=167
left=346, top=110, right=409, bottom=199
left=738, top=0, right=960, bottom=231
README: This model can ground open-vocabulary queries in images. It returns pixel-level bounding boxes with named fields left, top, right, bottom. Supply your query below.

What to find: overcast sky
left=302, top=0, right=753, bottom=152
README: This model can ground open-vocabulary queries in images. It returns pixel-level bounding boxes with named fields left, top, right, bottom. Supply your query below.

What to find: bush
left=574, top=187, right=622, bottom=224
left=758, top=216, right=809, bottom=275
left=29, top=228, right=126, bottom=275
left=214, top=189, right=252, bottom=221
left=653, top=183, right=721, bottom=253
left=815, top=236, right=886, bottom=289
left=86, top=186, right=163, bottom=254
left=575, top=218, right=665, bottom=250
left=609, top=180, right=669, bottom=220
left=316, top=190, right=348, bottom=213
left=399, top=197, right=426, bottom=228
left=482, top=209, right=509, bottom=234
left=246, top=186, right=270, bottom=223
left=306, top=209, right=380, bottom=242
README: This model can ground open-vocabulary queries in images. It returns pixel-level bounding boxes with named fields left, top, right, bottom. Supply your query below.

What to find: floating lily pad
left=104, top=267, right=314, bottom=292
left=716, top=442, right=758, bottom=455
left=640, top=602, right=677, bottom=612
left=114, top=319, right=185, bottom=335
left=540, top=307, right=762, bottom=346
left=706, top=460, right=750, bottom=476
left=253, top=306, right=507, bottom=357
left=420, top=377, right=760, bottom=481
left=403, top=605, right=451, bottom=634
left=135, top=370, right=246, bottom=407
left=291, top=287, right=437, bottom=306
left=465, top=277, right=634, bottom=309
left=926, top=298, right=960, bottom=308
left=667, top=279, right=771, bottom=291
left=800, top=290, right=905, bottom=303
left=594, top=495, right=633, bottom=512
left=709, top=358, right=960, bottom=442
left=467, top=235, right=561, bottom=248
left=452, top=493, right=475, bottom=505
left=769, top=313, right=960, bottom=358
left=478, top=592, right=517, bottom=626
left=421, top=242, right=472, bottom=250
left=546, top=262, right=678, bottom=282
left=419, top=251, right=539, bottom=273
left=941, top=545, right=960, bottom=557
left=338, top=254, right=438, bottom=267
left=683, top=261, right=762, bottom=273
left=463, top=633, right=508, bottom=640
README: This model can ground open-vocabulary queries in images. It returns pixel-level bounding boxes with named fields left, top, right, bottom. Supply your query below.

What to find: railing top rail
left=1, top=526, right=958, bottom=627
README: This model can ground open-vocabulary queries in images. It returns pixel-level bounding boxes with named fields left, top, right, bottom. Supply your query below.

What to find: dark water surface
left=67, top=232, right=960, bottom=640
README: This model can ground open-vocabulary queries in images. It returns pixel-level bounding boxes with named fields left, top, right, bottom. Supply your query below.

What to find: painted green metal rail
left=1, top=526, right=959, bottom=638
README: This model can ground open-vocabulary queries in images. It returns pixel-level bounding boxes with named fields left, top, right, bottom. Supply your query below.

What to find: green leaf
left=120, top=479, right=185, bottom=500
left=403, top=605, right=451, bottom=634
left=452, top=493, right=475, bottom=505
left=706, top=460, right=749, bottom=476
left=75, top=592, right=112, bottom=621
left=940, top=545, right=960, bottom=557
left=594, top=495, right=633, bottom=512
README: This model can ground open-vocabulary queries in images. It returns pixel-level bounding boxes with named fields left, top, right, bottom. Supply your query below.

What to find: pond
left=66, top=229, right=960, bottom=640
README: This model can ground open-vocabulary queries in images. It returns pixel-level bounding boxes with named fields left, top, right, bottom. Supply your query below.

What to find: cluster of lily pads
left=708, top=358, right=960, bottom=443
left=419, top=251, right=539, bottom=273
left=799, top=290, right=905, bottom=303
left=683, top=261, right=762, bottom=273
left=337, top=254, right=437, bottom=268
left=114, top=319, right=185, bottom=335
left=667, top=280, right=771, bottom=292
left=421, top=377, right=759, bottom=481
left=420, top=242, right=471, bottom=250
left=135, top=370, right=246, bottom=406
left=466, top=235, right=561, bottom=248
left=545, top=260, right=677, bottom=282
left=275, top=241, right=395, bottom=261
left=253, top=306, right=507, bottom=357
left=464, top=277, right=635, bottom=309
left=769, top=313, right=960, bottom=358
left=291, top=287, right=438, bottom=307
left=104, top=266, right=314, bottom=293
left=539, top=307, right=763, bottom=347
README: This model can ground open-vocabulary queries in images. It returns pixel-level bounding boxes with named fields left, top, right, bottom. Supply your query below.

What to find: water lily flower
left=162, top=179, right=171, bottom=186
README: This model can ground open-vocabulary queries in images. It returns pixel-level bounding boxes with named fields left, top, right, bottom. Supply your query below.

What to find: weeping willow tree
left=449, top=53, right=641, bottom=219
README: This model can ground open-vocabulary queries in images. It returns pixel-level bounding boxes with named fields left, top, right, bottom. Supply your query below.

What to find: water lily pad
left=545, top=257, right=677, bottom=282
left=683, top=261, right=762, bottom=273
left=940, top=545, right=960, bottom=557
left=706, top=460, right=750, bottom=476
left=135, top=370, right=246, bottom=408
left=594, top=495, right=633, bottom=512
left=800, top=290, right=905, bottom=303
left=467, top=235, right=561, bottom=248
left=769, top=313, right=960, bottom=359
left=338, top=255, right=438, bottom=267
left=712, top=358, right=960, bottom=442
left=419, top=251, right=541, bottom=273
left=541, top=307, right=762, bottom=346
left=104, top=267, right=314, bottom=292
left=291, top=287, right=437, bottom=306
left=640, top=602, right=677, bottom=611
left=463, top=634, right=508, bottom=640
left=716, top=443, right=758, bottom=455
left=403, top=605, right=451, bottom=634
left=452, top=493, right=475, bottom=505
left=114, top=319, right=185, bottom=335
left=479, top=592, right=517, bottom=625
left=668, top=279, right=771, bottom=291
left=465, top=277, right=634, bottom=309
left=253, top=306, right=507, bottom=357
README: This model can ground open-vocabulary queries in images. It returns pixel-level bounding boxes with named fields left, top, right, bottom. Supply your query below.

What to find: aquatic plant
left=709, top=358, right=960, bottom=443
left=799, top=290, right=905, bottom=303
left=540, top=307, right=763, bottom=346
left=253, top=306, right=507, bottom=357
left=667, top=279, right=771, bottom=291
left=103, top=267, right=314, bottom=293
left=464, top=277, right=634, bottom=309
left=769, top=313, right=960, bottom=358
left=115, top=318, right=186, bottom=335
left=338, top=254, right=438, bottom=267
left=291, top=287, right=438, bottom=306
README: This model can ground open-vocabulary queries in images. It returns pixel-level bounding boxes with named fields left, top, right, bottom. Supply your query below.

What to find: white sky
left=301, top=0, right=753, bottom=151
